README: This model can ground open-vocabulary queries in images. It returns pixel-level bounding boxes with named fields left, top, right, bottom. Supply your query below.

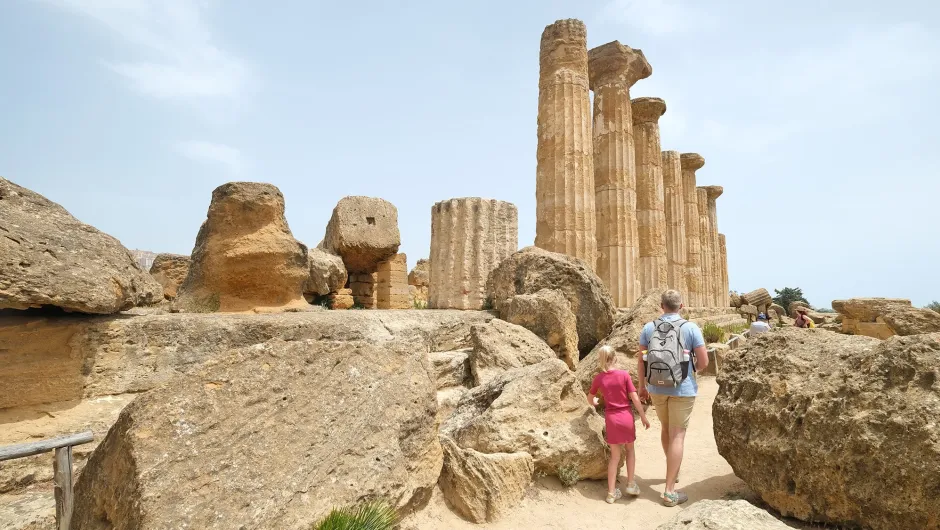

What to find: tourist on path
left=637, top=289, right=709, bottom=507
left=587, top=345, right=650, bottom=504
left=749, top=313, right=772, bottom=335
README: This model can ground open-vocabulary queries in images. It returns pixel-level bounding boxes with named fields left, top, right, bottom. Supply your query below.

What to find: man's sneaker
left=605, top=488, right=623, bottom=504
left=661, top=490, right=689, bottom=507
left=624, top=482, right=641, bottom=496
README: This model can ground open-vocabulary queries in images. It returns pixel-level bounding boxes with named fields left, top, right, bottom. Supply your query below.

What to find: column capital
left=631, top=97, right=666, bottom=123
left=680, top=153, right=705, bottom=171
left=588, top=41, right=652, bottom=90
left=540, top=19, right=588, bottom=73
left=701, top=185, right=724, bottom=201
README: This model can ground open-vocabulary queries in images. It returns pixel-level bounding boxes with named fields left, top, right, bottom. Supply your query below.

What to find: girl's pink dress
left=589, top=369, right=637, bottom=444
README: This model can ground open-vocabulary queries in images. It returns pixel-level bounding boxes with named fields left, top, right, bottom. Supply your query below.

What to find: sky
left=2, top=0, right=938, bottom=308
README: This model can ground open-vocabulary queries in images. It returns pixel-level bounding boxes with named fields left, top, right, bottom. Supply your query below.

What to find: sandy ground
left=407, top=377, right=750, bottom=530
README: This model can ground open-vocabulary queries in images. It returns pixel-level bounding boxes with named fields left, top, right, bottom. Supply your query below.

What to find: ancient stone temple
left=429, top=198, right=518, bottom=310
left=588, top=40, right=651, bottom=307
left=719, top=233, right=729, bottom=307
left=632, top=97, right=668, bottom=293
left=696, top=188, right=714, bottom=308
left=535, top=19, right=596, bottom=268
left=662, top=151, right=687, bottom=296
left=703, top=186, right=724, bottom=307
left=680, top=153, right=705, bottom=307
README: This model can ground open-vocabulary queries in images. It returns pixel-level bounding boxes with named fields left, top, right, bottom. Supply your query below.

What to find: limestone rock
left=438, top=437, right=533, bottom=523
left=769, top=303, right=786, bottom=320
left=327, top=288, right=354, bottom=309
left=428, top=349, right=471, bottom=390
left=741, top=287, right=771, bottom=308
left=303, top=247, right=347, bottom=298
left=632, top=97, right=669, bottom=294
left=469, top=319, right=556, bottom=386
left=376, top=253, right=410, bottom=309
left=487, top=246, right=616, bottom=355
left=176, top=182, right=308, bottom=313
left=714, top=328, right=940, bottom=530
left=655, top=500, right=791, bottom=530
left=500, top=288, right=579, bottom=370
left=680, top=153, right=705, bottom=307
left=729, top=291, right=742, bottom=308
left=444, top=358, right=607, bottom=480
left=833, top=298, right=940, bottom=338
left=0, top=177, right=162, bottom=313
left=148, top=254, right=190, bottom=300
left=322, top=196, right=400, bottom=274
left=409, top=258, right=430, bottom=287
left=72, top=337, right=444, bottom=528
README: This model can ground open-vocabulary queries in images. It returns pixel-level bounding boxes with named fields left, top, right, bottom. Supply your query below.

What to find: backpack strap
left=672, top=319, right=696, bottom=372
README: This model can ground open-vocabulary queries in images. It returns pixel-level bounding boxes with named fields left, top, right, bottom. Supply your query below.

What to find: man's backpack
left=644, top=317, right=693, bottom=388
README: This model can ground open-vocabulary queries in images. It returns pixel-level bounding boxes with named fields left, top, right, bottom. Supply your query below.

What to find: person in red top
left=588, top=345, right=651, bottom=504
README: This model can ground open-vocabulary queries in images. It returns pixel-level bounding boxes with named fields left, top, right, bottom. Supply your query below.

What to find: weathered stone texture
left=499, top=288, right=579, bottom=370
left=588, top=41, right=651, bottom=307
left=350, top=272, right=377, bottom=309
left=149, top=254, right=190, bottom=300
left=696, top=188, right=713, bottom=308
left=703, top=186, right=724, bottom=307
left=486, top=246, right=615, bottom=355
left=468, top=318, right=556, bottom=386
left=741, top=288, right=772, bottom=310
left=303, top=247, right=347, bottom=300
left=429, top=198, right=517, bottom=310
left=714, top=328, right=940, bottom=530
left=0, top=177, right=162, bottom=314
left=655, top=500, right=792, bottom=530
left=535, top=19, right=596, bottom=267
left=327, top=288, right=354, bottom=310
left=322, top=196, right=400, bottom=274
left=680, top=154, right=705, bottom=307
left=662, top=151, right=687, bottom=295
left=408, top=259, right=430, bottom=307
left=833, top=297, right=940, bottom=338
left=633, top=97, right=668, bottom=293
left=376, top=253, right=410, bottom=309
left=718, top=233, right=729, bottom=308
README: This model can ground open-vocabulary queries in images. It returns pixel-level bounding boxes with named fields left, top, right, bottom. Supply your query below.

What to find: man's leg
left=664, top=397, right=696, bottom=494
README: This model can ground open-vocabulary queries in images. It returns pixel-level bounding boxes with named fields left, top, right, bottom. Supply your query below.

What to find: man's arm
left=693, top=344, right=709, bottom=372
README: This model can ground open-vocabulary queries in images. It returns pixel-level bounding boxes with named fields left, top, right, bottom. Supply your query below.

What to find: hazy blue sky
left=2, top=0, right=938, bottom=308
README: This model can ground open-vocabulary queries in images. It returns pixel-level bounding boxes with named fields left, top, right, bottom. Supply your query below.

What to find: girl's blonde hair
left=598, top=345, right=616, bottom=372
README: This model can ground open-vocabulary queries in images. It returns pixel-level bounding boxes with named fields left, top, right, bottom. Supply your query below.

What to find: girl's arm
left=629, top=391, right=651, bottom=429
left=587, top=392, right=598, bottom=407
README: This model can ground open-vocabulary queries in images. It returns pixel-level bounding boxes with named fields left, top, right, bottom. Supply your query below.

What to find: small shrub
left=556, top=462, right=580, bottom=488
left=481, top=297, right=494, bottom=311
left=926, top=301, right=940, bottom=313
left=702, top=322, right=725, bottom=343
left=350, top=302, right=366, bottom=310
left=413, top=299, right=427, bottom=309
left=312, top=500, right=397, bottom=530
left=729, top=323, right=748, bottom=335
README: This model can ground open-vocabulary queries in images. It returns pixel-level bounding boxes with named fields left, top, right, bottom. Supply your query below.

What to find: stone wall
left=376, top=253, right=410, bottom=309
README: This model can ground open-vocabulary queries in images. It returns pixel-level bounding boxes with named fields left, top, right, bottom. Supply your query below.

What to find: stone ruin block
left=376, top=253, right=411, bottom=310
left=322, top=196, right=400, bottom=274
left=350, top=272, right=377, bottom=309
left=327, top=288, right=355, bottom=310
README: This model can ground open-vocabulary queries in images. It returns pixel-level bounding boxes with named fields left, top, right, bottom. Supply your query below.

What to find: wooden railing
left=704, top=329, right=750, bottom=375
left=0, top=431, right=94, bottom=530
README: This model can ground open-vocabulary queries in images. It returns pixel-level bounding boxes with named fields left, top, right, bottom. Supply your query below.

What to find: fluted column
left=588, top=41, right=651, bottom=307
left=695, top=188, right=713, bottom=307
left=429, top=198, right=518, bottom=310
left=535, top=19, right=596, bottom=267
left=633, top=97, right=668, bottom=293
left=680, top=153, right=705, bottom=306
left=703, top=186, right=724, bottom=307
left=719, top=233, right=729, bottom=307
left=662, top=150, right=687, bottom=296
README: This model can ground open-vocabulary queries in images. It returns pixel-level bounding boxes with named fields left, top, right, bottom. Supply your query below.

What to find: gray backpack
left=645, top=317, right=694, bottom=388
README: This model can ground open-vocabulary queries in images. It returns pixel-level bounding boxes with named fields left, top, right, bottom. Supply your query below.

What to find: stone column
left=632, top=97, right=668, bottom=293
left=680, top=153, right=705, bottom=306
left=535, top=19, right=596, bottom=268
left=719, top=233, right=729, bottom=307
left=662, top=150, right=687, bottom=296
left=703, top=186, right=724, bottom=307
left=588, top=41, right=651, bottom=307
left=696, top=188, right=713, bottom=307
left=376, top=253, right=410, bottom=309
left=429, top=198, right=518, bottom=310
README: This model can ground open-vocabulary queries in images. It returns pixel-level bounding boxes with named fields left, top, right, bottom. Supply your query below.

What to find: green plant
left=481, top=297, right=494, bottom=311
left=702, top=321, right=725, bottom=344
left=927, top=301, right=940, bottom=313
left=350, top=302, right=366, bottom=310
left=413, top=298, right=427, bottom=309
left=556, top=462, right=580, bottom=488
left=312, top=500, right=397, bottom=530
left=772, top=287, right=809, bottom=313
left=729, top=323, right=749, bottom=335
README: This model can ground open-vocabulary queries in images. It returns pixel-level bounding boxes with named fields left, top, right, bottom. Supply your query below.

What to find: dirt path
left=408, top=377, right=748, bottom=530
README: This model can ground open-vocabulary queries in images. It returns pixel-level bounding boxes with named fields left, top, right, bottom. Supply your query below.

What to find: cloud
left=175, top=141, right=244, bottom=173
left=36, top=0, right=249, bottom=100
left=601, top=0, right=718, bottom=35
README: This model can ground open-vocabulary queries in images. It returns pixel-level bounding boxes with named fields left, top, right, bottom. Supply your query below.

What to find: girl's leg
left=625, top=443, right=636, bottom=485
left=607, top=443, right=622, bottom=493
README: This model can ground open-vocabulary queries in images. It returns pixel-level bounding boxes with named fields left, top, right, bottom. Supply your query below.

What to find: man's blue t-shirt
left=639, top=313, right=706, bottom=397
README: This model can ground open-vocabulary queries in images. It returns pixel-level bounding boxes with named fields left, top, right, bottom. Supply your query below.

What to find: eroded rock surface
left=500, top=288, right=579, bottom=370
left=322, top=196, right=400, bottom=274
left=148, top=253, right=190, bottom=300
left=833, top=297, right=940, bottom=338
left=303, top=247, right=347, bottom=299
left=655, top=500, right=791, bottom=530
left=469, top=319, right=555, bottom=386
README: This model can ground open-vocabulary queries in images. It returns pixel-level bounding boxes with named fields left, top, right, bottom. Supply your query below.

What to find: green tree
left=927, top=301, right=940, bottom=313
left=773, top=287, right=809, bottom=312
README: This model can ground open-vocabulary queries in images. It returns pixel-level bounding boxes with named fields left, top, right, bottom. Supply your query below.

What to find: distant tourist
left=794, top=307, right=815, bottom=328
left=637, top=289, right=709, bottom=507
left=587, top=345, right=650, bottom=504
left=749, top=313, right=772, bottom=335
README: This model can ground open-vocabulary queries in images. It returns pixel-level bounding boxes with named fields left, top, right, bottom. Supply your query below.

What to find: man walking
left=637, top=290, right=709, bottom=507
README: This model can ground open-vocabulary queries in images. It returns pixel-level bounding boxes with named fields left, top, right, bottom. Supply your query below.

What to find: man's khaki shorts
left=650, top=394, right=695, bottom=429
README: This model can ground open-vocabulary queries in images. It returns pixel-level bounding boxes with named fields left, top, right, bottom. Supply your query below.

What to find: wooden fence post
left=54, top=446, right=74, bottom=530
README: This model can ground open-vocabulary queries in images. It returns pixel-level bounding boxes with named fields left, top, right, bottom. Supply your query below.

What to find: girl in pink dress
left=588, top=345, right=651, bottom=503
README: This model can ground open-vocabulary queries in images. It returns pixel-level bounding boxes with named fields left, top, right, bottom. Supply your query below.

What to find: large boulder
left=438, top=437, right=533, bottom=523
left=408, top=258, right=430, bottom=287
left=713, top=328, right=940, bottom=530
left=443, top=358, right=607, bottom=480
left=468, top=319, right=556, bottom=386
left=149, top=253, right=190, bottom=300
left=655, top=500, right=791, bottom=530
left=499, top=288, right=579, bottom=370
left=833, top=297, right=940, bottom=338
left=0, top=177, right=161, bottom=313
left=486, top=246, right=615, bottom=355
left=176, top=182, right=309, bottom=313
left=303, top=246, right=347, bottom=299
left=72, top=336, right=443, bottom=529
left=428, top=349, right=472, bottom=390
left=322, top=196, right=400, bottom=273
